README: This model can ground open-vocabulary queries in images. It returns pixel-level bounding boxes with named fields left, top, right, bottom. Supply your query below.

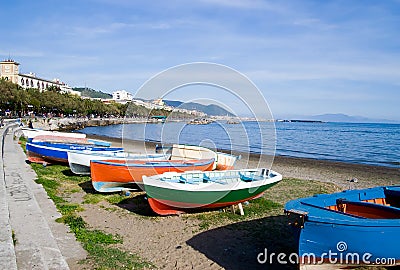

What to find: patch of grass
left=18, top=136, right=27, bottom=153
left=35, top=176, right=66, bottom=204
left=263, top=178, right=340, bottom=205
left=78, top=229, right=121, bottom=245
left=12, top=230, right=17, bottom=245
left=22, top=141, right=153, bottom=269
left=194, top=197, right=282, bottom=230
left=105, top=193, right=127, bottom=204
left=244, top=197, right=282, bottom=215
left=58, top=203, right=83, bottom=215
left=35, top=176, right=60, bottom=189
left=83, top=194, right=104, bottom=204
left=103, top=207, right=119, bottom=212
left=84, top=243, right=152, bottom=270
left=192, top=178, right=339, bottom=230
left=83, top=193, right=128, bottom=205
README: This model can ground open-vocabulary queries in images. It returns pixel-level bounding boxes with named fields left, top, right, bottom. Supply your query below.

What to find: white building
left=112, top=90, right=132, bottom=103
left=0, top=59, right=80, bottom=96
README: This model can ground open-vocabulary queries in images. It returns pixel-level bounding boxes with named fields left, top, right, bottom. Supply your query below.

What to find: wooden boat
left=142, top=168, right=282, bottom=215
left=285, top=186, right=400, bottom=269
left=90, top=158, right=215, bottom=193
left=155, top=144, right=239, bottom=170
left=215, top=151, right=240, bottom=170
left=22, top=128, right=86, bottom=141
left=26, top=142, right=123, bottom=164
left=67, top=150, right=169, bottom=175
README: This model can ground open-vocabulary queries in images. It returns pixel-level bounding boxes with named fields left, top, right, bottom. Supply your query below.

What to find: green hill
left=73, top=87, right=112, bottom=99
left=163, top=100, right=234, bottom=116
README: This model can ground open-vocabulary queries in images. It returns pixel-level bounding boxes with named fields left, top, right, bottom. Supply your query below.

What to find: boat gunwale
left=285, top=186, right=400, bottom=226
left=143, top=170, right=282, bottom=192
left=26, top=142, right=123, bottom=152
left=90, top=158, right=215, bottom=167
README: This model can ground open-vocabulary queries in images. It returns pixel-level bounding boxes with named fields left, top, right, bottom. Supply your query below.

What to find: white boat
left=22, top=128, right=86, bottom=141
left=157, top=144, right=240, bottom=170
left=32, top=135, right=111, bottom=147
left=142, top=168, right=282, bottom=215
left=67, top=150, right=169, bottom=175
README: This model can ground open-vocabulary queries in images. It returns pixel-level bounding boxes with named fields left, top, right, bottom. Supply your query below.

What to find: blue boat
left=285, top=186, right=400, bottom=268
left=26, top=142, right=123, bottom=164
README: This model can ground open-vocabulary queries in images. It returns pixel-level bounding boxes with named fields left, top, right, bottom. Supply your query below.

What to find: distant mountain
left=308, top=113, right=397, bottom=124
left=73, top=87, right=112, bottom=99
left=163, top=100, right=234, bottom=116
left=163, top=100, right=182, bottom=107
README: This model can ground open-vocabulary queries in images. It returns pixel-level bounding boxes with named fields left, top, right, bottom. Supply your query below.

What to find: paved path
left=0, top=124, right=17, bottom=269
left=0, top=123, right=86, bottom=269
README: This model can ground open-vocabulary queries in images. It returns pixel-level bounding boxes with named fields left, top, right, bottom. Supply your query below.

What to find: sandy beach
left=56, top=134, right=399, bottom=270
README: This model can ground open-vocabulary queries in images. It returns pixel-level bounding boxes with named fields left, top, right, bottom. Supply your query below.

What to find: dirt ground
left=67, top=135, right=400, bottom=270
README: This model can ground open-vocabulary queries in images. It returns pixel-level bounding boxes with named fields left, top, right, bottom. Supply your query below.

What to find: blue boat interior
left=159, top=170, right=272, bottom=185
left=286, top=186, right=400, bottom=220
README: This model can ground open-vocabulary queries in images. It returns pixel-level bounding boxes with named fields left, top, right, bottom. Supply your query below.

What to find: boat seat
left=239, top=172, right=264, bottom=182
left=179, top=174, right=202, bottom=184
left=336, top=199, right=400, bottom=219
left=362, top=198, right=390, bottom=206
left=327, top=205, right=339, bottom=211
left=202, top=174, right=227, bottom=184
left=328, top=198, right=390, bottom=211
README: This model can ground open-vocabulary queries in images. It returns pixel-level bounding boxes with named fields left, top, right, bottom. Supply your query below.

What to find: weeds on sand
left=193, top=198, right=282, bottom=230
left=83, top=193, right=127, bottom=205
left=12, top=230, right=16, bottom=245
left=23, top=142, right=153, bottom=269
left=192, top=178, right=339, bottom=230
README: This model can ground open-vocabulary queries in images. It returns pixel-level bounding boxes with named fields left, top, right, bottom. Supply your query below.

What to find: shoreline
left=85, top=133, right=400, bottom=189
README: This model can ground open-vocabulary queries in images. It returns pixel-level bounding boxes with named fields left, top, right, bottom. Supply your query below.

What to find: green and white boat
left=142, top=168, right=282, bottom=215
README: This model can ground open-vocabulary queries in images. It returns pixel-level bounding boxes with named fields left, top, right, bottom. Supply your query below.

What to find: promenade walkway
left=0, top=123, right=86, bottom=269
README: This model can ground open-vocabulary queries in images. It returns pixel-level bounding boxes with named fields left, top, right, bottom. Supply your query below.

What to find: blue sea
left=79, top=121, right=400, bottom=168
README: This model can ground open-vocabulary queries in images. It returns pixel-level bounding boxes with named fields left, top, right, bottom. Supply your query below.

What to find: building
left=152, top=98, right=165, bottom=106
left=112, top=90, right=132, bottom=104
left=0, top=58, right=80, bottom=96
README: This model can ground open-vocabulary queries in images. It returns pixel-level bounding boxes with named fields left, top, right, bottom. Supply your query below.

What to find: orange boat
left=90, top=158, right=215, bottom=192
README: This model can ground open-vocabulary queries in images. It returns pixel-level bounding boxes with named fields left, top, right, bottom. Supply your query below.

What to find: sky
left=1, top=0, right=400, bottom=120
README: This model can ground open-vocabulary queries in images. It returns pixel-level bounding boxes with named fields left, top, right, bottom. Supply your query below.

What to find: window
left=21, top=78, right=24, bottom=85
left=31, top=80, right=34, bottom=87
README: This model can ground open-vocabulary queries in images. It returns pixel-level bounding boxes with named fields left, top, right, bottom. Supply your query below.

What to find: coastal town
left=0, top=58, right=209, bottom=120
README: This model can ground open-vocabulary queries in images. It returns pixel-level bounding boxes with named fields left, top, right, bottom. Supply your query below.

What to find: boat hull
left=143, top=169, right=282, bottom=215
left=297, top=220, right=400, bottom=266
left=90, top=159, right=215, bottom=192
left=67, top=151, right=167, bottom=175
left=26, top=142, right=123, bottom=164
left=285, top=186, right=400, bottom=268
left=22, top=128, right=86, bottom=140
left=146, top=182, right=278, bottom=215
